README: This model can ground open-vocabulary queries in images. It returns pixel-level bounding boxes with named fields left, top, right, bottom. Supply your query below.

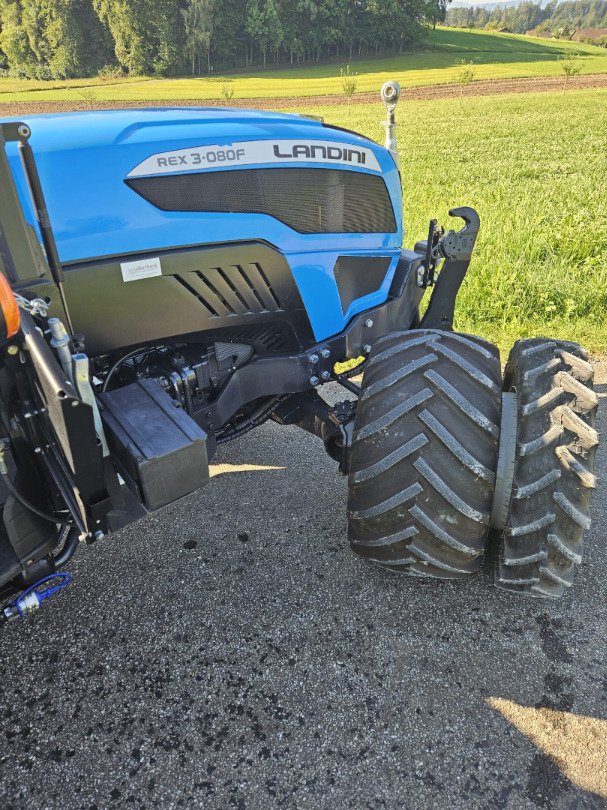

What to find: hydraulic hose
left=336, top=376, right=360, bottom=396
left=101, top=346, right=148, bottom=392
left=216, top=395, right=285, bottom=444
left=1, top=472, right=74, bottom=527
left=0, top=442, right=74, bottom=527
left=337, top=356, right=369, bottom=379
left=1, top=571, right=73, bottom=625
left=51, top=526, right=81, bottom=567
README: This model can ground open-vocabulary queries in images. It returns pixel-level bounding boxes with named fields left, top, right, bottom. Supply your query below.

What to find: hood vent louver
left=174, top=262, right=283, bottom=319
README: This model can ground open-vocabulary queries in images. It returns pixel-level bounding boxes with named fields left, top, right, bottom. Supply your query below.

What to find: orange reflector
left=0, top=273, right=20, bottom=339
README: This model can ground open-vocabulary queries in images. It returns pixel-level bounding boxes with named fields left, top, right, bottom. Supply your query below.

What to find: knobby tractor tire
left=496, top=339, right=599, bottom=598
left=348, top=329, right=501, bottom=578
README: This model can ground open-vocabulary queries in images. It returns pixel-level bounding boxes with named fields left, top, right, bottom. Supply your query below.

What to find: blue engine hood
left=2, top=107, right=403, bottom=264
left=2, top=108, right=405, bottom=342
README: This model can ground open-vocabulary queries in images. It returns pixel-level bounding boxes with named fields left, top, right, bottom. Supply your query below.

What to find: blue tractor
left=0, top=84, right=598, bottom=622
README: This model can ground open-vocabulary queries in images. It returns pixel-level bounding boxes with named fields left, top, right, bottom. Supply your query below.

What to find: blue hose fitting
left=1, top=572, right=73, bottom=623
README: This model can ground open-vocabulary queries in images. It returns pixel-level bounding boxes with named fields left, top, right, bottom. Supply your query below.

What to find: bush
left=32, top=65, right=54, bottom=81
left=97, top=64, right=124, bottom=81
left=581, top=36, right=607, bottom=47
left=340, top=65, right=358, bottom=100
left=78, top=88, right=99, bottom=108
left=560, top=53, right=581, bottom=85
left=453, top=60, right=476, bottom=95
left=220, top=79, right=235, bottom=101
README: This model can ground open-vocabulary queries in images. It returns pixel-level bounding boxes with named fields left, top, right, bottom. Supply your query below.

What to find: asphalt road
left=0, top=368, right=606, bottom=809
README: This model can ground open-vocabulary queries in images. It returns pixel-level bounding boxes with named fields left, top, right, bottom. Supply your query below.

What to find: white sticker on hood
left=120, top=256, right=162, bottom=282
left=127, top=139, right=381, bottom=177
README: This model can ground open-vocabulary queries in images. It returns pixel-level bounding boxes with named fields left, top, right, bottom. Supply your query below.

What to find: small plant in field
left=454, top=60, right=476, bottom=96
left=340, top=65, right=358, bottom=108
left=560, top=53, right=581, bottom=89
left=220, top=79, right=235, bottom=101
left=78, top=88, right=99, bottom=108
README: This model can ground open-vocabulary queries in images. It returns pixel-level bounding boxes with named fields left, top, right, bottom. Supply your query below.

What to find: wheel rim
left=489, top=392, right=518, bottom=531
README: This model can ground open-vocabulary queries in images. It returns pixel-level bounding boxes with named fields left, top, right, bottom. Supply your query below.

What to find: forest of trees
left=446, top=0, right=607, bottom=37
left=0, top=0, right=448, bottom=80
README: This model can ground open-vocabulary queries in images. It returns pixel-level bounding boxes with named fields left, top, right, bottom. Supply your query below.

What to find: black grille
left=126, top=168, right=397, bottom=234
left=174, top=262, right=282, bottom=318
left=203, top=323, right=298, bottom=354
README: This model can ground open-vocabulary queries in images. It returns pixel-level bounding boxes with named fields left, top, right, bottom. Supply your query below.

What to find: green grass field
left=290, top=89, right=607, bottom=353
left=0, top=27, right=604, bottom=352
left=1, top=28, right=607, bottom=102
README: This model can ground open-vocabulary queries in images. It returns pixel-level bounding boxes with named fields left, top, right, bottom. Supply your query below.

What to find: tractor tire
left=495, top=339, right=599, bottom=598
left=348, top=329, right=501, bottom=578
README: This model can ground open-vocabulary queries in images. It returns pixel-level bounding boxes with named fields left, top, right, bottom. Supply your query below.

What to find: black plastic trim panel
left=333, top=256, right=392, bottom=314
left=60, top=242, right=315, bottom=356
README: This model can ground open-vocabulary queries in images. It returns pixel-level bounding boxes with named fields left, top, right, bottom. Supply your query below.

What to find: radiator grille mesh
left=126, top=168, right=396, bottom=234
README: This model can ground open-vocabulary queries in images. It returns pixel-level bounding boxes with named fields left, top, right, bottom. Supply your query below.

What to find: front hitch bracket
left=438, top=206, right=480, bottom=261
left=419, top=206, right=481, bottom=331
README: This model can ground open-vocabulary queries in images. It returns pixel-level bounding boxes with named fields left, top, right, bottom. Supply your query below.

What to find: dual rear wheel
left=347, top=330, right=598, bottom=597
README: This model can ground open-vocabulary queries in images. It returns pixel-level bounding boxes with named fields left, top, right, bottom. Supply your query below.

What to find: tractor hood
left=2, top=108, right=403, bottom=264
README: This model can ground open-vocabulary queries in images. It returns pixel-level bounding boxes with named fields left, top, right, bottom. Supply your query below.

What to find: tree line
left=0, top=0, right=447, bottom=80
left=446, top=0, right=607, bottom=37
